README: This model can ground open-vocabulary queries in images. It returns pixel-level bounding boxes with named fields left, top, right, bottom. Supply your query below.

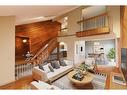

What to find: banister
left=15, top=37, right=58, bottom=80
left=27, top=37, right=57, bottom=63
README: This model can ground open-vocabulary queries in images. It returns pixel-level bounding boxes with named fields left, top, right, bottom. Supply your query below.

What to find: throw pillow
left=51, top=60, right=57, bottom=68
left=48, top=65, right=54, bottom=72
left=38, top=64, right=44, bottom=70
left=59, top=59, right=67, bottom=66
left=42, top=61, right=48, bottom=65
left=43, top=64, right=51, bottom=73
left=54, top=61, right=60, bottom=69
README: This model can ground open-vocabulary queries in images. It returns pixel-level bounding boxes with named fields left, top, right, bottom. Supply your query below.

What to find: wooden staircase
left=15, top=38, right=58, bottom=80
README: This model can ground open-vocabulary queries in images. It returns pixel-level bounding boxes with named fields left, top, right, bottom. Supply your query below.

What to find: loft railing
left=15, top=38, right=58, bottom=80
left=76, top=12, right=110, bottom=37
left=77, top=12, right=109, bottom=31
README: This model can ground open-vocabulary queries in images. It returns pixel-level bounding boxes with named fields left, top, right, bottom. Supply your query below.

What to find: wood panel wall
left=121, top=6, right=127, bottom=48
left=16, top=20, right=61, bottom=57
left=15, top=36, right=29, bottom=59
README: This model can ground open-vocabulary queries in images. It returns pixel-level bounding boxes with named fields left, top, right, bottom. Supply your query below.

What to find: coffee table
left=67, top=70, right=94, bottom=86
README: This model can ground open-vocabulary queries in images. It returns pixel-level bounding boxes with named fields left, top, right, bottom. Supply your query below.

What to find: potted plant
left=107, top=48, right=115, bottom=62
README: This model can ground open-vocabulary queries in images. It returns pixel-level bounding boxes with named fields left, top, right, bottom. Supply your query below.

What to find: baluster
left=18, top=64, right=21, bottom=79
left=89, top=20, right=91, bottom=29
left=17, top=64, right=19, bottom=79
left=29, top=63, right=31, bottom=72
left=104, top=15, right=106, bottom=27
left=31, top=63, right=33, bottom=71
left=15, top=65, right=17, bottom=80
left=27, top=64, right=29, bottom=75
left=15, top=65, right=18, bottom=80
left=26, top=64, right=28, bottom=74
left=23, top=64, right=25, bottom=75
left=20, top=64, right=22, bottom=78
left=20, top=64, right=22, bottom=77
left=28, top=64, right=31, bottom=74
left=100, top=16, right=102, bottom=27
left=21, top=64, right=23, bottom=76
left=24, top=64, right=26, bottom=76
left=30, top=63, right=32, bottom=72
left=102, top=16, right=104, bottom=27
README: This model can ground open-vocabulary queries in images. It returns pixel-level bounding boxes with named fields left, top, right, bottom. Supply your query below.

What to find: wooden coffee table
left=67, top=70, right=94, bottom=86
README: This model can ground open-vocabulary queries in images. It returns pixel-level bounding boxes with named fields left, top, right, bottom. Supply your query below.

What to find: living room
left=0, top=5, right=127, bottom=91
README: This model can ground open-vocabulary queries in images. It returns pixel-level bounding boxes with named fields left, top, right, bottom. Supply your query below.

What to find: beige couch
left=30, top=80, right=60, bottom=90
left=33, top=60, right=74, bottom=82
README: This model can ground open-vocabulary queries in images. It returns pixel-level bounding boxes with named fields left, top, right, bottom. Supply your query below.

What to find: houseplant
left=107, top=48, right=115, bottom=62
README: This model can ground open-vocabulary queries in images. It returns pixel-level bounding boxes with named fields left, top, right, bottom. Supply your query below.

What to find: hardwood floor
left=96, top=66, right=120, bottom=89
left=0, top=75, right=33, bottom=89
left=0, top=66, right=120, bottom=89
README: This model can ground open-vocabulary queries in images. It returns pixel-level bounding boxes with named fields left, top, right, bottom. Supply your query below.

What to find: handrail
left=27, top=37, right=58, bottom=63
left=77, top=12, right=108, bottom=24
left=76, top=12, right=109, bottom=37
left=31, top=38, right=57, bottom=60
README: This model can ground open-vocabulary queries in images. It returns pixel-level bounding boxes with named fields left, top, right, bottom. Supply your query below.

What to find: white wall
left=108, top=6, right=120, bottom=38
left=58, top=36, right=75, bottom=62
left=74, top=41, right=85, bottom=65
left=0, top=16, right=15, bottom=86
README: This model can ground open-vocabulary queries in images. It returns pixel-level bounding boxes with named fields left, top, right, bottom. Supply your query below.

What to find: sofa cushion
left=59, top=59, right=67, bottom=66
left=48, top=65, right=54, bottom=72
left=43, top=64, right=51, bottom=73
left=47, top=65, right=73, bottom=79
left=38, top=64, right=44, bottom=70
left=51, top=60, right=57, bottom=68
left=54, top=61, right=60, bottom=69
left=51, top=60, right=60, bottom=69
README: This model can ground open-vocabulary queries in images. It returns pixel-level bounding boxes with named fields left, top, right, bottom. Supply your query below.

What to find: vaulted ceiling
left=0, top=6, right=79, bottom=25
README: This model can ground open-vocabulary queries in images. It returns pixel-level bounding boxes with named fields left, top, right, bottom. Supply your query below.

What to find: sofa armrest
left=30, top=81, right=61, bottom=90
left=33, top=67, right=48, bottom=82
left=64, top=60, right=73, bottom=66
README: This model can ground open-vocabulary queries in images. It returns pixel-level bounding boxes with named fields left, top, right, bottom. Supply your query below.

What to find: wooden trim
left=60, top=27, right=68, bottom=31
left=16, top=35, right=29, bottom=38
left=76, top=27, right=110, bottom=37
left=58, top=34, right=75, bottom=37
left=77, top=12, right=108, bottom=24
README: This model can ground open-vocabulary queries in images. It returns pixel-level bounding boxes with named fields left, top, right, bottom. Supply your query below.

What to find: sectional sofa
left=32, top=60, right=74, bottom=82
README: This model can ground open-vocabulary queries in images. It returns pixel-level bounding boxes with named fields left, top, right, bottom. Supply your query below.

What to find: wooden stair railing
left=29, top=38, right=58, bottom=64
left=15, top=38, right=58, bottom=80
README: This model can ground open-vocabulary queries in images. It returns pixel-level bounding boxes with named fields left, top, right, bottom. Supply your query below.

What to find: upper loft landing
left=56, top=6, right=120, bottom=39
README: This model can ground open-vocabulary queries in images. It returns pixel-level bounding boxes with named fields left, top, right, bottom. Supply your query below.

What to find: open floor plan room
left=0, top=5, right=127, bottom=90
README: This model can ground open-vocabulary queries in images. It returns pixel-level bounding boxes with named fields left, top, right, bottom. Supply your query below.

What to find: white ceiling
left=0, top=6, right=79, bottom=25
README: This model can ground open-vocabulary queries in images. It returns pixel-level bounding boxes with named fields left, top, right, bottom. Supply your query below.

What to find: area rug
left=52, top=72, right=107, bottom=89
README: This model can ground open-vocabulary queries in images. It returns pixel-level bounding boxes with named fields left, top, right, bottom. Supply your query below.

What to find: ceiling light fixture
left=22, top=39, right=27, bottom=43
